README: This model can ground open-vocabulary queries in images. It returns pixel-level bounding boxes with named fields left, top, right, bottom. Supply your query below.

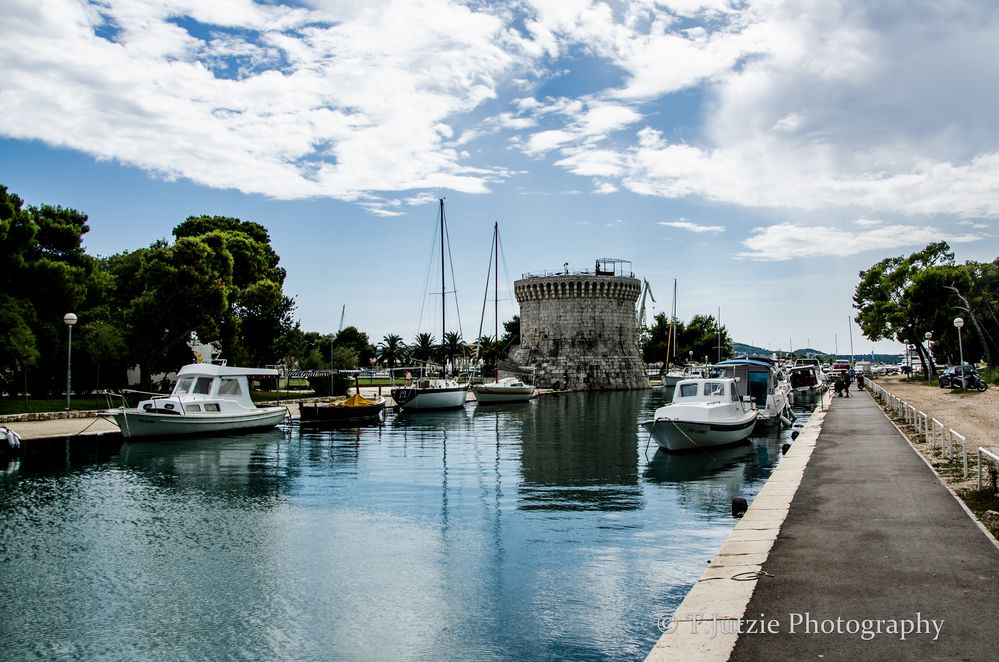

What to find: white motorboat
left=640, top=378, right=758, bottom=452
left=106, top=362, right=288, bottom=439
left=472, top=376, right=537, bottom=403
left=710, top=358, right=793, bottom=427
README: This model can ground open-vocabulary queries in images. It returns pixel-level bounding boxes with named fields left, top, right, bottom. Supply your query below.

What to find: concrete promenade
left=729, top=391, right=998, bottom=661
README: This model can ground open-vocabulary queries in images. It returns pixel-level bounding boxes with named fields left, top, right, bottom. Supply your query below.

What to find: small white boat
left=640, top=378, right=758, bottom=452
left=472, top=377, right=537, bottom=404
left=106, top=362, right=288, bottom=439
left=391, top=375, right=468, bottom=410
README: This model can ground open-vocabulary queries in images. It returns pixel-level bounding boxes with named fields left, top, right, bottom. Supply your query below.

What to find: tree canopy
left=641, top=312, right=733, bottom=367
left=0, top=186, right=300, bottom=395
left=854, top=242, right=998, bottom=372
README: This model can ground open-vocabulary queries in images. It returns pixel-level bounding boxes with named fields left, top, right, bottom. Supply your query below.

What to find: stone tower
left=509, top=259, right=649, bottom=391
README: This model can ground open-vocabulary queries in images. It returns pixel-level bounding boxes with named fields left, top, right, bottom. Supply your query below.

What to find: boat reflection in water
left=643, top=443, right=756, bottom=484
left=517, top=391, right=642, bottom=511
left=117, top=429, right=294, bottom=499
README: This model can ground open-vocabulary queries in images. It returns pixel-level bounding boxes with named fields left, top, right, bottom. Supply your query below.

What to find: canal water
left=0, top=390, right=807, bottom=661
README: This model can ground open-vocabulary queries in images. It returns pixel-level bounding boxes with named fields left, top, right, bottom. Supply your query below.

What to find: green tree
left=411, top=332, right=436, bottom=363
left=678, top=314, right=732, bottom=363
left=641, top=312, right=690, bottom=366
left=0, top=186, right=92, bottom=395
left=377, top=334, right=405, bottom=369
left=441, top=331, right=464, bottom=375
left=854, top=242, right=955, bottom=375
left=500, top=315, right=520, bottom=354
left=333, top=326, right=374, bottom=367
left=78, top=320, right=128, bottom=391
left=172, top=215, right=295, bottom=367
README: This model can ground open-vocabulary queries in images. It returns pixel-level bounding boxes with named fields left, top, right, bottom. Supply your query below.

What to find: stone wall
left=509, top=274, right=649, bottom=391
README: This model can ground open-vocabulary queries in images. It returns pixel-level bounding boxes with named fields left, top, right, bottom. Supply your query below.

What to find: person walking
left=857, top=373, right=866, bottom=391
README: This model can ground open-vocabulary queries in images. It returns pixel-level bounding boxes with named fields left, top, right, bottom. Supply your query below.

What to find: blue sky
left=2, top=0, right=997, bottom=356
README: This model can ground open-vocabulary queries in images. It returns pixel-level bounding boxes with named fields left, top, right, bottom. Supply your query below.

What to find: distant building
left=508, top=258, right=649, bottom=391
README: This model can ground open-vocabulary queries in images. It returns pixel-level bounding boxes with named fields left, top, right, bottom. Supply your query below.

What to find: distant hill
left=732, top=342, right=901, bottom=364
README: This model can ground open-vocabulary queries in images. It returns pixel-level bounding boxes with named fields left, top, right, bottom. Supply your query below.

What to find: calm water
left=1, top=390, right=805, bottom=661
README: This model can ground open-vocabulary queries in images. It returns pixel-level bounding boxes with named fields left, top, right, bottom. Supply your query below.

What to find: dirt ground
left=869, top=374, right=998, bottom=454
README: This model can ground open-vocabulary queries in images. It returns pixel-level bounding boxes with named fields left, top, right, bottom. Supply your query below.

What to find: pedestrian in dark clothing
left=834, top=376, right=845, bottom=397
left=857, top=374, right=865, bottom=390
left=843, top=372, right=851, bottom=397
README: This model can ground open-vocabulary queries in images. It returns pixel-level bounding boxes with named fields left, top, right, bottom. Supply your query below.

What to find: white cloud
left=0, top=0, right=524, bottom=204
left=616, top=130, right=999, bottom=218
left=4, top=0, right=999, bottom=226
left=658, top=219, right=725, bottom=234
left=510, top=1, right=999, bottom=220
left=737, top=223, right=984, bottom=261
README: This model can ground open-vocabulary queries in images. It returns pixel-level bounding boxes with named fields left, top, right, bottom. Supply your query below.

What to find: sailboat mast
left=494, top=222, right=499, bottom=381
left=440, top=198, right=446, bottom=374
left=672, top=279, right=677, bottom=360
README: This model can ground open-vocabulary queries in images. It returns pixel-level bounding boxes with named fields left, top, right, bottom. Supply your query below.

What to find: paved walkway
left=729, top=391, right=998, bottom=661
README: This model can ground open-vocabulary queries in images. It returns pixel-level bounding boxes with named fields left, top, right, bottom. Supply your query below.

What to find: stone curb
left=0, top=410, right=106, bottom=424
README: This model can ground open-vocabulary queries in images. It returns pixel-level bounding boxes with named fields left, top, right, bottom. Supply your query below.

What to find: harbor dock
left=648, top=390, right=999, bottom=661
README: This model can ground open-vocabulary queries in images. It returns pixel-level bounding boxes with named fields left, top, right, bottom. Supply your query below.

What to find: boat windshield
left=174, top=376, right=195, bottom=395
left=703, top=381, right=726, bottom=397
left=192, top=377, right=214, bottom=395
left=218, top=378, right=243, bottom=396
left=678, top=383, right=699, bottom=398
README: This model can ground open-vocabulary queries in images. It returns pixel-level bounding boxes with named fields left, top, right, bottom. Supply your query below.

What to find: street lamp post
left=63, top=313, right=77, bottom=411
left=924, top=331, right=932, bottom=382
left=954, top=318, right=965, bottom=388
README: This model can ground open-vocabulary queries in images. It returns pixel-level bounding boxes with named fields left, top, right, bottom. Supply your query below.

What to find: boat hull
left=299, top=399, right=386, bottom=425
left=391, top=386, right=467, bottom=410
left=111, top=406, right=288, bottom=439
left=471, top=384, right=537, bottom=403
left=641, top=414, right=757, bottom=452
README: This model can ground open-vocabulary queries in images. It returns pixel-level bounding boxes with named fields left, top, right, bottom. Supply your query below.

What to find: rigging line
left=476, top=225, right=497, bottom=353
left=416, top=206, right=442, bottom=337
left=442, top=207, right=465, bottom=341
left=498, top=230, right=516, bottom=327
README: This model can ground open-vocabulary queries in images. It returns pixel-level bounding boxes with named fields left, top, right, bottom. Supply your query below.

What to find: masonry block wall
left=509, top=274, right=650, bottom=391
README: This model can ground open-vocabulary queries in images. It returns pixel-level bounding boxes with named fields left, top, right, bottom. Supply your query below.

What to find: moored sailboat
left=471, top=222, right=537, bottom=404
left=390, top=199, right=468, bottom=411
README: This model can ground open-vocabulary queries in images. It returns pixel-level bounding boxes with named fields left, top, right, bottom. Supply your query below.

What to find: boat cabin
left=141, top=362, right=278, bottom=415
left=673, top=378, right=742, bottom=403
left=709, top=359, right=776, bottom=407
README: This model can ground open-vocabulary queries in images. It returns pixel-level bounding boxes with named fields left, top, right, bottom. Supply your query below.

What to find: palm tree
left=377, top=333, right=405, bottom=369
left=411, top=332, right=436, bottom=364
left=442, top=331, right=464, bottom=375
